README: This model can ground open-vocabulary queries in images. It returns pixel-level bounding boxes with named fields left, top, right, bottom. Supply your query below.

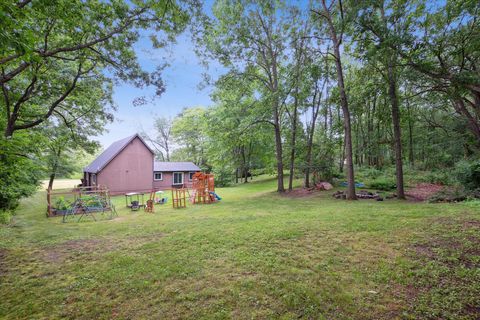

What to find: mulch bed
left=282, top=188, right=326, bottom=198
left=284, top=183, right=447, bottom=201
left=405, top=183, right=445, bottom=202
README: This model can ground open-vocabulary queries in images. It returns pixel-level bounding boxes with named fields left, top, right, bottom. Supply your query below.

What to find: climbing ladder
left=172, top=188, right=187, bottom=209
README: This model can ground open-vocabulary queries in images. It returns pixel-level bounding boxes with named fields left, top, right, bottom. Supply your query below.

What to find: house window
left=189, top=172, right=195, bottom=181
left=173, top=172, right=183, bottom=185
left=91, top=174, right=96, bottom=185
left=154, top=172, right=163, bottom=181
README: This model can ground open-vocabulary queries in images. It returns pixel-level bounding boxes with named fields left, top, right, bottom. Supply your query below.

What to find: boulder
left=317, top=182, right=333, bottom=190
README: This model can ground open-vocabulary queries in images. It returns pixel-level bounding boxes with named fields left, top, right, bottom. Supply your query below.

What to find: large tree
left=0, top=0, right=194, bottom=137
left=42, top=123, right=99, bottom=190
left=142, top=117, right=173, bottom=161
left=355, top=0, right=408, bottom=199
left=312, top=0, right=357, bottom=199
left=198, top=0, right=297, bottom=192
left=208, top=72, right=274, bottom=183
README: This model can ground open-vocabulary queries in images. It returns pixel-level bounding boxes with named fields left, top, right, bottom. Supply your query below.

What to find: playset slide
left=209, top=192, right=222, bottom=201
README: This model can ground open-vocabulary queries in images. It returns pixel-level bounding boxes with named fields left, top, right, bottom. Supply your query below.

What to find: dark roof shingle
left=154, top=161, right=200, bottom=172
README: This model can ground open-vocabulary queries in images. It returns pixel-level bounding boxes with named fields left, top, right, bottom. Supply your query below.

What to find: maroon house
left=83, top=134, right=200, bottom=194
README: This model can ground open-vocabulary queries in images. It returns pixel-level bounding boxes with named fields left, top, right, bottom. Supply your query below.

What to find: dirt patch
left=281, top=188, right=326, bottom=198
left=405, top=183, right=445, bottom=201
left=462, top=220, right=480, bottom=229
left=39, top=239, right=115, bottom=263
left=403, top=216, right=480, bottom=318
left=412, top=216, right=480, bottom=269
left=38, top=233, right=165, bottom=264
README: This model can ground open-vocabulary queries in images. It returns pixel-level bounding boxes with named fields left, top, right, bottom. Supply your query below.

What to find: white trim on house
left=173, top=172, right=184, bottom=185
left=188, top=172, right=195, bottom=181
left=154, top=172, right=163, bottom=181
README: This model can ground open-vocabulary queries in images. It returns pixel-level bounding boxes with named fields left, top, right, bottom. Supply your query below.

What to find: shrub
left=368, top=178, right=396, bottom=191
left=454, top=160, right=480, bottom=191
left=428, top=186, right=469, bottom=203
left=0, top=211, right=13, bottom=224
left=54, top=197, right=71, bottom=210
left=213, top=168, right=233, bottom=187
left=0, top=138, right=43, bottom=223
left=421, top=170, right=452, bottom=185
left=362, top=167, right=383, bottom=179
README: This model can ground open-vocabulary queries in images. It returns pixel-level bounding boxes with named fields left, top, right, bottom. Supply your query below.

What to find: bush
left=421, top=170, right=452, bottom=185
left=455, top=160, right=480, bottom=191
left=213, top=168, right=233, bottom=187
left=428, top=186, right=469, bottom=203
left=362, top=167, right=383, bottom=179
left=54, top=196, right=71, bottom=210
left=0, top=152, right=43, bottom=224
left=368, top=178, right=396, bottom=191
left=0, top=211, right=13, bottom=224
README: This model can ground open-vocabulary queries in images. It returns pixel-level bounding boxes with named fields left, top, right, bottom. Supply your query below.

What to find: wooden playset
left=190, top=172, right=221, bottom=204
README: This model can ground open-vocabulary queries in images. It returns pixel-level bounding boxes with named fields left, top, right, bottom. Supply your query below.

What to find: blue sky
left=99, top=0, right=311, bottom=149
left=99, top=0, right=223, bottom=148
left=100, top=29, right=225, bottom=148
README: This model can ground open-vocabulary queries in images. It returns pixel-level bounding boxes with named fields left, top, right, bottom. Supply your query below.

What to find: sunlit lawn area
left=1, top=176, right=479, bottom=319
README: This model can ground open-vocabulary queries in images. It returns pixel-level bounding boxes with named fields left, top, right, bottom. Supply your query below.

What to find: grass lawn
left=1, top=176, right=479, bottom=319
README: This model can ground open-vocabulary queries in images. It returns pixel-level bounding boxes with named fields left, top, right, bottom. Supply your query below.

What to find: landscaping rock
left=333, top=190, right=384, bottom=201
left=316, top=182, right=333, bottom=190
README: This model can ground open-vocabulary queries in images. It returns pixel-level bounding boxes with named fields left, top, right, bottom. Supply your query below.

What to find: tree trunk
left=316, top=0, right=356, bottom=200
left=241, top=146, right=248, bottom=183
left=48, top=148, right=61, bottom=190
left=339, top=135, right=345, bottom=173
left=271, top=40, right=284, bottom=192
left=453, top=98, right=480, bottom=145
left=274, top=122, right=285, bottom=192
left=165, top=143, right=170, bottom=161
left=288, top=97, right=299, bottom=191
left=333, top=44, right=356, bottom=200
left=387, top=62, right=405, bottom=199
left=406, top=100, right=415, bottom=167
left=305, top=120, right=315, bottom=188
left=48, top=173, right=56, bottom=190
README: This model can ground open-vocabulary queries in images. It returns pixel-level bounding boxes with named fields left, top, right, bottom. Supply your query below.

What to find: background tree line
left=1, top=0, right=479, bottom=222
left=149, top=0, right=479, bottom=198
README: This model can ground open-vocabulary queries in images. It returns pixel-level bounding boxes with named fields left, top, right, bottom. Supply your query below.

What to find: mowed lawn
left=0, top=177, right=479, bottom=319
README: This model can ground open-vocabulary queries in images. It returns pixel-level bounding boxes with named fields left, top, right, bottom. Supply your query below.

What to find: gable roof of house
left=154, top=161, right=201, bottom=172
left=84, top=134, right=154, bottom=174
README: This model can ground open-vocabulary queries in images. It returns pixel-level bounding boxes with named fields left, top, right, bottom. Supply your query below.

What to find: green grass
left=1, top=176, right=479, bottom=319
